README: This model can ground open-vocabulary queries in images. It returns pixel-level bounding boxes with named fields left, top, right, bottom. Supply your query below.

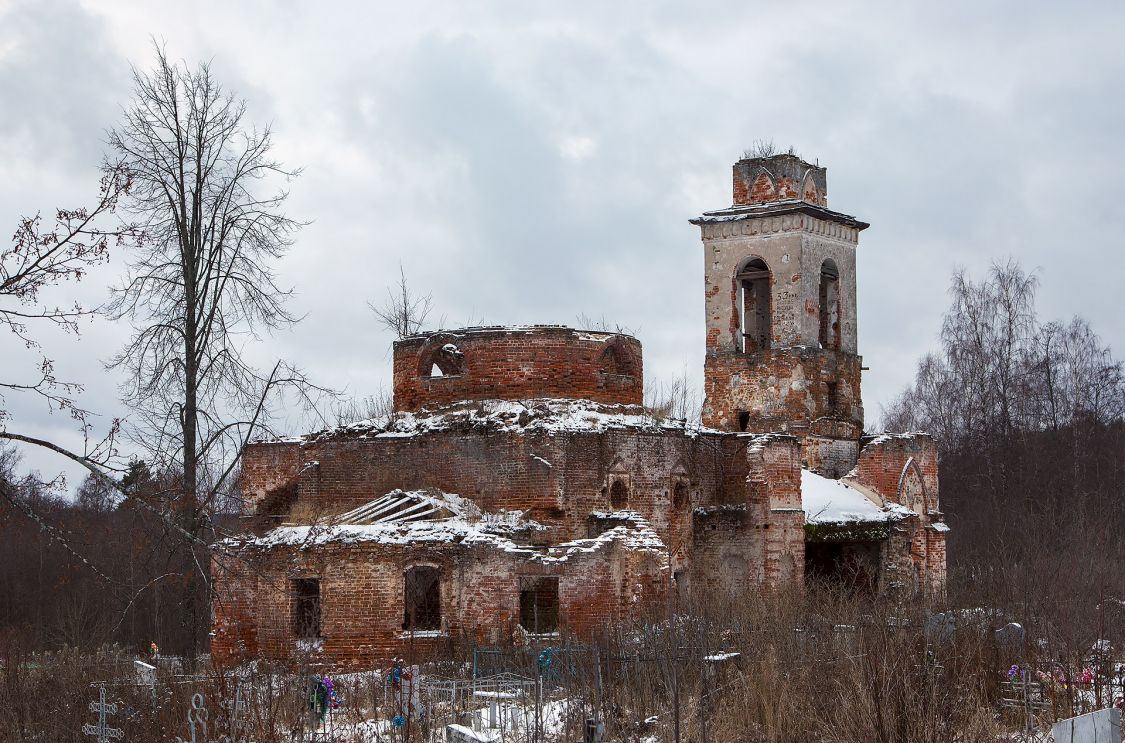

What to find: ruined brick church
left=212, top=154, right=947, bottom=668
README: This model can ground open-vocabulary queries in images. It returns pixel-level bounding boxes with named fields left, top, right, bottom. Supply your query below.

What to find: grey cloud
left=0, top=0, right=126, bottom=166
left=3, top=0, right=1125, bottom=486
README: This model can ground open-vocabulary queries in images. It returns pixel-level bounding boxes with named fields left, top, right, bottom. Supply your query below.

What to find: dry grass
left=3, top=578, right=1122, bottom=741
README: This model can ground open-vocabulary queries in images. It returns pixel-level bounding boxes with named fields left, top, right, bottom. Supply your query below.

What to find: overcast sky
left=2, top=0, right=1124, bottom=488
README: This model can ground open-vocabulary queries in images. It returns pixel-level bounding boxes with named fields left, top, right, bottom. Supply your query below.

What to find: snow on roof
left=801, top=469, right=912, bottom=526
left=238, top=518, right=537, bottom=552
left=690, top=199, right=867, bottom=228
left=336, top=489, right=475, bottom=525
left=225, top=493, right=667, bottom=563
left=280, top=399, right=723, bottom=444
left=399, top=325, right=635, bottom=342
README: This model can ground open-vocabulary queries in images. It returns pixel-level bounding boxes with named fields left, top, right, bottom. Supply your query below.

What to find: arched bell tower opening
left=819, top=259, right=840, bottom=350
left=692, top=152, right=868, bottom=467
left=736, top=257, right=772, bottom=352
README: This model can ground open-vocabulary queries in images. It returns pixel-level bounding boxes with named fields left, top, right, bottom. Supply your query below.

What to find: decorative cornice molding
left=694, top=212, right=862, bottom=243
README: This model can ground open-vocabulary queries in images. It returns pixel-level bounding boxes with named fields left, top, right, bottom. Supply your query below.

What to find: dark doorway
left=403, top=566, right=441, bottom=631
left=804, top=541, right=880, bottom=593
left=519, top=577, right=560, bottom=633
left=291, top=578, right=322, bottom=639
left=609, top=480, right=629, bottom=510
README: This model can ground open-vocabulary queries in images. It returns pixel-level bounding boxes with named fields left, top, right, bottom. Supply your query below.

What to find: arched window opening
left=609, top=480, right=629, bottom=510
left=599, top=339, right=638, bottom=378
left=403, top=566, right=441, bottom=631
left=819, top=260, right=840, bottom=350
left=737, top=259, right=771, bottom=352
left=421, top=342, right=465, bottom=379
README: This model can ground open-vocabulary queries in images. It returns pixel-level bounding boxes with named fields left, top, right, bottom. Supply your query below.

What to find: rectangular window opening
left=826, top=382, right=839, bottom=412
left=403, top=566, right=442, bottom=631
left=737, top=411, right=751, bottom=432
left=291, top=578, right=321, bottom=639
left=519, top=577, right=559, bottom=634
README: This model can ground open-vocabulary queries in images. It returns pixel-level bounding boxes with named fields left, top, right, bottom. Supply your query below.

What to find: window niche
left=403, top=566, right=442, bottom=632
left=672, top=480, right=689, bottom=509
left=736, top=258, right=772, bottom=352
left=519, top=577, right=559, bottom=634
left=291, top=578, right=322, bottom=640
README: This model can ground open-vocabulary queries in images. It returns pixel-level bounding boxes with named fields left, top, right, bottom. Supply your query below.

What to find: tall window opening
left=403, top=566, right=441, bottom=631
left=519, top=577, right=559, bottom=634
left=672, top=481, right=689, bottom=509
left=826, top=381, right=838, bottom=412
left=737, top=258, right=771, bottom=352
left=291, top=578, right=321, bottom=639
left=609, top=480, right=629, bottom=510
left=819, top=260, right=840, bottom=350
left=737, top=411, right=751, bottom=432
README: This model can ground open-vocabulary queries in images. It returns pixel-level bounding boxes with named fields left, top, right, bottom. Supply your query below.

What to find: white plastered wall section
left=702, top=218, right=859, bottom=354
left=703, top=230, right=803, bottom=352
left=799, top=231, right=859, bottom=355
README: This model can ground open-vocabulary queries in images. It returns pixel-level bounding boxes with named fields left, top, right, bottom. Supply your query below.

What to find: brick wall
left=702, top=347, right=864, bottom=437
left=240, top=441, right=302, bottom=516
left=731, top=154, right=828, bottom=208
left=803, top=435, right=860, bottom=479
left=220, top=425, right=808, bottom=667
left=851, top=433, right=940, bottom=512
left=244, top=426, right=805, bottom=546
left=392, top=327, right=643, bottom=412
left=212, top=534, right=669, bottom=670
left=849, top=433, right=946, bottom=596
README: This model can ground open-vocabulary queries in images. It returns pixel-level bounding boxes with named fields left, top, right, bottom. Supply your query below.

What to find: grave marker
left=83, top=685, right=124, bottom=742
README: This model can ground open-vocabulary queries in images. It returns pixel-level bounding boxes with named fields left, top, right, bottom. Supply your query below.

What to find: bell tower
left=690, top=152, right=869, bottom=474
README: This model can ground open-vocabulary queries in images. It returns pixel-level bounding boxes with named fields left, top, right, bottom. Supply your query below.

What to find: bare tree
left=575, top=312, right=637, bottom=336
left=104, top=46, right=327, bottom=655
left=743, top=139, right=777, bottom=159
left=331, top=387, right=394, bottom=427
left=75, top=471, right=117, bottom=512
left=1, top=162, right=135, bottom=427
left=644, top=367, right=702, bottom=425
left=0, top=164, right=141, bottom=596
left=883, top=258, right=1125, bottom=587
left=369, top=264, right=434, bottom=338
